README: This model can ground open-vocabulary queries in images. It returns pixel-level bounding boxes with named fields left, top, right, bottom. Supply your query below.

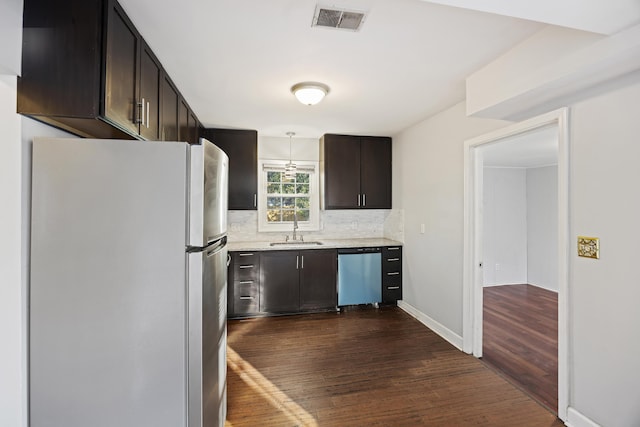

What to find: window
left=258, top=161, right=320, bottom=232
left=266, top=171, right=311, bottom=222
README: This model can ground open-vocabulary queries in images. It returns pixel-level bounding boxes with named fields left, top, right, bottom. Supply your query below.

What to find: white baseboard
left=482, top=282, right=559, bottom=293
left=397, top=300, right=463, bottom=351
left=528, top=282, right=559, bottom=293
left=565, top=407, right=601, bottom=427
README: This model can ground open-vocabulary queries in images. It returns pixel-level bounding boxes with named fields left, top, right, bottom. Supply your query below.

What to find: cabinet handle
left=146, top=101, right=150, bottom=128
left=239, top=280, right=253, bottom=285
left=387, top=272, right=400, bottom=276
left=387, top=247, right=401, bottom=251
left=387, top=258, right=400, bottom=262
left=136, top=101, right=143, bottom=124
left=239, top=296, right=255, bottom=300
left=363, top=193, right=366, bottom=207
left=301, top=255, right=304, bottom=269
left=357, top=194, right=361, bottom=207
left=296, top=255, right=299, bottom=270
left=387, top=286, right=400, bottom=290
left=141, top=98, right=146, bottom=126
left=239, top=253, right=254, bottom=257
left=254, top=193, right=257, bottom=207
left=239, top=265, right=254, bottom=269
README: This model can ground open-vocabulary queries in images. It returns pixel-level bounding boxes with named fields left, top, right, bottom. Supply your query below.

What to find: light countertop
left=227, top=237, right=403, bottom=252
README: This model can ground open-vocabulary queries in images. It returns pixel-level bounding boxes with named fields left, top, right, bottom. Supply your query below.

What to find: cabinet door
left=360, top=136, right=392, bottom=209
left=188, top=112, right=199, bottom=144
left=139, top=42, right=161, bottom=140
left=260, top=251, right=300, bottom=313
left=161, top=76, right=178, bottom=141
left=104, top=0, right=139, bottom=135
left=299, top=250, right=337, bottom=310
left=322, top=134, right=361, bottom=209
left=202, top=129, right=258, bottom=210
left=178, top=99, right=189, bottom=142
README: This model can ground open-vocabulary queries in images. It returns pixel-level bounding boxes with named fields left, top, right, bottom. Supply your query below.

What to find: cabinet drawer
left=383, top=283, right=402, bottom=302
left=383, top=270, right=403, bottom=282
left=233, top=281, right=259, bottom=314
left=233, top=252, right=259, bottom=281
left=382, top=246, right=402, bottom=257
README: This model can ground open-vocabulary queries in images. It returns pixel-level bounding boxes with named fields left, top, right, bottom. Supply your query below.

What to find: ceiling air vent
left=312, top=5, right=367, bottom=31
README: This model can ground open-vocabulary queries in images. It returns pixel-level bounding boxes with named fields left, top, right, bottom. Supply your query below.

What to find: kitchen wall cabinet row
left=228, top=249, right=337, bottom=318
left=18, top=0, right=201, bottom=143
left=320, top=134, right=392, bottom=209
left=228, top=246, right=403, bottom=319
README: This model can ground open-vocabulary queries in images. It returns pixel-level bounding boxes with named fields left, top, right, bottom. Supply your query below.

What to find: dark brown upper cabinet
left=320, top=134, right=392, bottom=209
left=188, top=111, right=199, bottom=144
left=18, top=0, right=197, bottom=141
left=161, top=76, right=178, bottom=141
left=201, top=128, right=258, bottom=210
left=178, top=99, right=189, bottom=143
left=138, top=42, right=162, bottom=140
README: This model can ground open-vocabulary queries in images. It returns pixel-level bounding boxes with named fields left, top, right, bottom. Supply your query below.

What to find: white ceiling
left=421, top=0, right=640, bottom=35
left=117, top=0, right=639, bottom=139
left=481, top=125, right=558, bottom=168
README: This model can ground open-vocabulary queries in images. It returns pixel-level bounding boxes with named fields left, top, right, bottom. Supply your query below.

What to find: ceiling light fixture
left=291, top=82, right=330, bottom=106
left=285, top=131, right=297, bottom=179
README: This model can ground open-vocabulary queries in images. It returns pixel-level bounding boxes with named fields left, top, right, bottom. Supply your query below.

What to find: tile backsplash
left=228, top=209, right=404, bottom=242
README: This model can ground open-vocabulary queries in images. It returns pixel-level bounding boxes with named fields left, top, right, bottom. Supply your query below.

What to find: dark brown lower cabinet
left=382, top=246, right=403, bottom=303
left=228, top=249, right=337, bottom=318
left=299, top=250, right=338, bottom=310
left=260, top=251, right=300, bottom=313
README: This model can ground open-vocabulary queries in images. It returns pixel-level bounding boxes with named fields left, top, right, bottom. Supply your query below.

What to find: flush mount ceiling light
left=291, top=82, right=330, bottom=106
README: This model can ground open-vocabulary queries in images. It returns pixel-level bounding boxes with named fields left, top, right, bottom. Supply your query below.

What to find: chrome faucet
left=292, top=211, right=299, bottom=241
left=285, top=210, right=302, bottom=242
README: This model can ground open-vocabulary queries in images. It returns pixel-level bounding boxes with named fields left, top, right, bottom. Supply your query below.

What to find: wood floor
left=483, top=284, right=558, bottom=413
left=226, top=306, right=562, bottom=426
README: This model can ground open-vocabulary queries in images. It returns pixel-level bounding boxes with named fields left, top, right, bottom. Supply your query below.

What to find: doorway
left=479, top=129, right=559, bottom=411
left=462, top=109, right=569, bottom=422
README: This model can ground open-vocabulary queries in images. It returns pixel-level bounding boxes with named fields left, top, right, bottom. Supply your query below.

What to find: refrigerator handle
left=227, top=254, right=231, bottom=267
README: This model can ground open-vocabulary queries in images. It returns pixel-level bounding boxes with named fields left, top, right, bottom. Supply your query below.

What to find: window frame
left=258, top=159, right=320, bottom=232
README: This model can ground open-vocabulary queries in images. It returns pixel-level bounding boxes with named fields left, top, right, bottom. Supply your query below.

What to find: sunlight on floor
left=226, top=347, right=318, bottom=427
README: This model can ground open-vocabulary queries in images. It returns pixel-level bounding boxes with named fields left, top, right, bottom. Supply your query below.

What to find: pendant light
left=285, top=131, right=296, bottom=179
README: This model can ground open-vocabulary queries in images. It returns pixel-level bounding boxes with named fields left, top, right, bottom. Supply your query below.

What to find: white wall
left=396, top=78, right=640, bottom=425
left=569, top=80, right=640, bottom=427
left=393, top=102, right=508, bottom=336
left=0, top=0, right=23, bottom=75
left=527, top=165, right=558, bottom=291
left=482, top=167, right=528, bottom=286
left=0, top=75, right=24, bottom=427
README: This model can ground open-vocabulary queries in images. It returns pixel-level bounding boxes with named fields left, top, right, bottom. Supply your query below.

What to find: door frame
left=462, top=108, right=569, bottom=421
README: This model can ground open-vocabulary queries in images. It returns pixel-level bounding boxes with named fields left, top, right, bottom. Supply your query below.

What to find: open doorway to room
left=479, top=126, right=559, bottom=412
left=462, top=109, right=569, bottom=422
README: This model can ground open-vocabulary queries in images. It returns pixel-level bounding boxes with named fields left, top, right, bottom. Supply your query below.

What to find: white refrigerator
left=29, top=137, right=228, bottom=427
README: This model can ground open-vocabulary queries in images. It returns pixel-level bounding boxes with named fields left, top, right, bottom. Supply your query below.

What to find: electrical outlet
left=495, top=263, right=501, bottom=271
left=420, top=224, right=425, bottom=234
left=351, top=221, right=358, bottom=230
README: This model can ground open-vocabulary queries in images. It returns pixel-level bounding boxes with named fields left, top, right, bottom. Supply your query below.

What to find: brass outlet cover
left=577, top=236, right=600, bottom=259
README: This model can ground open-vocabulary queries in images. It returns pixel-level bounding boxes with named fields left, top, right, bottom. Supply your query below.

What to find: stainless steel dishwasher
left=337, top=247, right=382, bottom=306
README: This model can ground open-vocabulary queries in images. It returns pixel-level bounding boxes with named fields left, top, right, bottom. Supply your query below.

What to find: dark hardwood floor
left=226, top=306, right=562, bottom=426
left=483, top=284, right=558, bottom=413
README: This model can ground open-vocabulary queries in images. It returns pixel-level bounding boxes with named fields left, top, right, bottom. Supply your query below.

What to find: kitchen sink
left=269, top=241, right=323, bottom=246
